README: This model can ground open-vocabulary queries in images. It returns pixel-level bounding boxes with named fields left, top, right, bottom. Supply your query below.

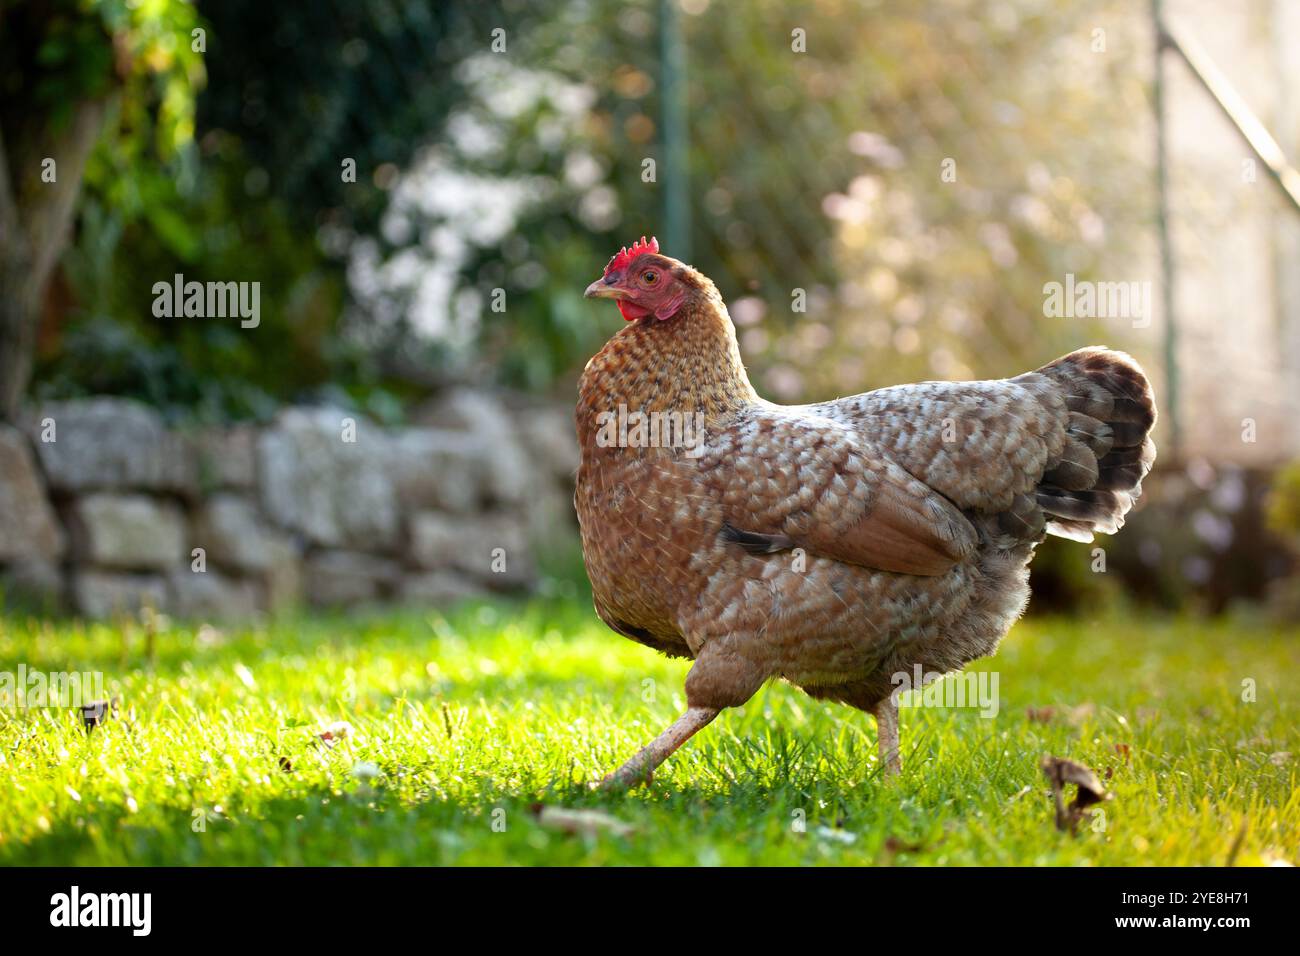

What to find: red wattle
left=618, top=300, right=650, bottom=321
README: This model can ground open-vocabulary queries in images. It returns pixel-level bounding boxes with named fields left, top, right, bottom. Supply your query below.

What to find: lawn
left=0, top=598, right=1296, bottom=866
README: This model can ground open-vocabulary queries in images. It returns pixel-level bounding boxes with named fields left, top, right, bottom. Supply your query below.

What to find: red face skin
left=584, top=239, right=688, bottom=322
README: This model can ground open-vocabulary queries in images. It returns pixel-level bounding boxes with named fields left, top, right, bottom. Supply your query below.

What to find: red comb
left=603, top=236, right=659, bottom=276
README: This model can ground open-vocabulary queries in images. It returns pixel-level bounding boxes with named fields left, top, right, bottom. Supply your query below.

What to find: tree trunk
left=0, top=98, right=110, bottom=422
left=0, top=251, right=41, bottom=424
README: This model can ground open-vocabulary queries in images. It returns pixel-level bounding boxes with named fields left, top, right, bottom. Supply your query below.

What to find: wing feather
left=700, top=409, right=977, bottom=577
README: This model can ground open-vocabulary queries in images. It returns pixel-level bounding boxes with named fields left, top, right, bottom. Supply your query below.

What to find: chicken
left=576, top=236, right=1157, bottom=788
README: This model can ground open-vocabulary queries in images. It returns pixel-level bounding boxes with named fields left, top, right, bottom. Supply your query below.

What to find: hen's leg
left=599, top=706, right=718, bottom=789
left=873, top=696, right=902, bottom=778
left=599, top=638, right=768, bottom=790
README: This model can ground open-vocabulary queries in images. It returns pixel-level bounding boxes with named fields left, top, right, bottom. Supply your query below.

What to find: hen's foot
left=599, top=706, right=719, bottom=791
left=873, top=697, right=902, bottom=779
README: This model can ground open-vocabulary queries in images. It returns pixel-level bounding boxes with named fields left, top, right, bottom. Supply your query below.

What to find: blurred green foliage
left=1264, top=461, right=1300, bottom=619
left=4, top=0, right=202, bottom=137
left=28, top=0, right=1153, bottom=419
left=46, top=128, right=351, bottom=422
left=1266, top=461, right=1300, bottom=540
left=33, top=1, right=520, bottom=419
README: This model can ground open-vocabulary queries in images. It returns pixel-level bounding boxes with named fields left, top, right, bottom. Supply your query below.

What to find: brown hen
left=576, top=237, right=1156, bottom=788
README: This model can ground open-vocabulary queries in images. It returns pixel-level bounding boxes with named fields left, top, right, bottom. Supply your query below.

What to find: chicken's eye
left=641, top=270, right=658, bottom=285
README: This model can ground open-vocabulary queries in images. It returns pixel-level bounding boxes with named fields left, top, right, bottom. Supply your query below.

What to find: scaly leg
left=873, top=696, right=901, bottom=778
left=599, top=706, right=719, bottom=790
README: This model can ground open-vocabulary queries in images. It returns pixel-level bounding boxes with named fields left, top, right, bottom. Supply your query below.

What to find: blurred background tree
left=28, top=0, right=518, bottom=421
left=0, top=0, right=204, bottom=420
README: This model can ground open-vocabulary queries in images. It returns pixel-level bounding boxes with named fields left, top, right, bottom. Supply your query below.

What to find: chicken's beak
left=584, top=277, right=626, bottom=300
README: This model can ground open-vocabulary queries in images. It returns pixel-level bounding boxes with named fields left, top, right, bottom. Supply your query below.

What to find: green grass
left=0, top=599, right=1296, bottom=866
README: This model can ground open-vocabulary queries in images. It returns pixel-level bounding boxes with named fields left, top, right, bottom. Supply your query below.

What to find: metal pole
left=1162, top=14, right=1300, bottom=214
left=660, top=0, right=691, bottom=260
left=1153, top=0, right=1182, bottom=459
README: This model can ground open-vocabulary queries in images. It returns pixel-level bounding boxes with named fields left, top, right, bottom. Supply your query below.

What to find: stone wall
left=0, top=390, right=578, bottom=618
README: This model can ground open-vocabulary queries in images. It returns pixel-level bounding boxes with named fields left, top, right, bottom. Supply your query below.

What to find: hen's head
left=584, top=236, right=697, bottom=322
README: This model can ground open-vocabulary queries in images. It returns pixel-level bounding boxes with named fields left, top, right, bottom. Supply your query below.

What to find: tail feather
left=1106, top=421, right=1148, bottom=448
left=1066, top=411, right=1114, bottom=458
left=1041, top=437, right=1100, bottom=490
left=1028, top=348, right=1157, bottom=542
left=1034, top=488, right=1133, bottom=533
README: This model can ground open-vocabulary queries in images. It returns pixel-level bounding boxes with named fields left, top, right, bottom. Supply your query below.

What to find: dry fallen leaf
left=1026, top=706, right=1056, bottom=723
left=1041, top=754, right=1111, bottom=834
left=529, top=804, right=636, bottom=838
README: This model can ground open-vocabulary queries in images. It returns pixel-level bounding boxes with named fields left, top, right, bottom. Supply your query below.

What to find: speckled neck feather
left=576, top=271, right=759, bottom=452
